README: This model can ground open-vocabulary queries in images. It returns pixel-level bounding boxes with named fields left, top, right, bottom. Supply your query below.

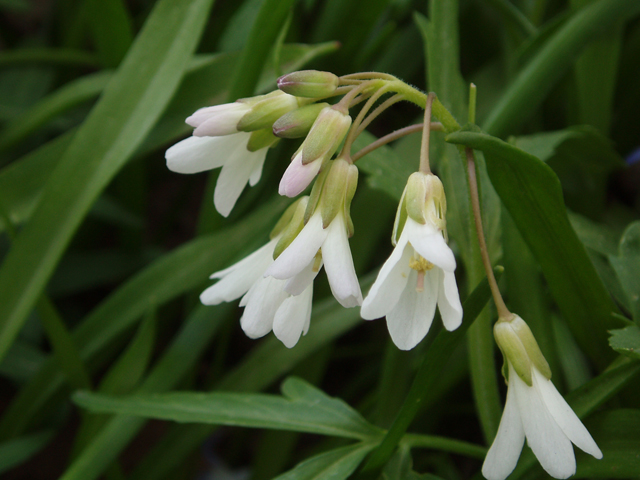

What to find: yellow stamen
left=409, top=255, right=434, bottom=273
left=312, top=249, right=323, bottom=272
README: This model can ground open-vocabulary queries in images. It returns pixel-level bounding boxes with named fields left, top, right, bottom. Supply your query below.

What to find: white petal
left=284, top=260, right=322, bottom=296
left=532, top=368, right=603, bottom=459
left=214, top=142, right=267, bottom=217
left=239, top=276, right=288, bottom=339
left=385, top=269, right=438, bottom=350
left=322, top=214, right=362, bottom=308
left=437, top=269, right=463, bottom=331
left=265, top=213, right=327, bottom=280
left=189, top=103, right=248, bottom=136
left=278, top=154, right=322, bottom=197
left=273, top=285, right=314, bottom=348
left=512, top=364, right=576, bottom=479
left=482, top=379, right=526, bottom=480
left=248, top=149, right=268, bottom=186
left=361, top=238, right=412, bottom=320
left=199, top=239, right=276, bottom=305
left=405, top=219, right=456, bottom=272
left=165, top=136, right=228, bottom=174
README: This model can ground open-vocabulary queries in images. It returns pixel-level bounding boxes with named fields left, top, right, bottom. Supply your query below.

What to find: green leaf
left=274, top=442, right=376, bottom=480
left=0, top=0, right=216, bottom=364
left=0, top=430, right=54, bottom=473
left=483, top=0, right=640, bottom=137
left=0, top=71, right=112, bottom=152
left=609, top=222, right=640, bottom=322
left=576, top=409, right=640, bottom=477
left=74, top=377, right=380, bottom=440
left=0, top=340, right=46, bottom=383
left=0, top=48, right=99, bottom=68
left=0, top=198, right=286, bottom=440
left=85, top=0, right=134, bottom=68
left=446, top=129, right=621, bottom=367
left=609, top=326, right=640, bottom=360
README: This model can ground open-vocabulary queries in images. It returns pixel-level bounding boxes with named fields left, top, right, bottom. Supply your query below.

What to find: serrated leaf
left=74, top=377, right=380, bottom=440
left=609, top=325, right=640, bottom=360
left=446, top=129, right=621, bottom=367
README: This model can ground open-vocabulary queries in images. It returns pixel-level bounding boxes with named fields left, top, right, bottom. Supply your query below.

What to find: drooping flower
left=483, top=315, right=602, bottom=480
left=200, top=198, right=321, bottom=348
left=361, top=172, right=462, bottom=350
left=166, top=131, right=275, bottom=217
left=266, top=157, right=362, bottom=308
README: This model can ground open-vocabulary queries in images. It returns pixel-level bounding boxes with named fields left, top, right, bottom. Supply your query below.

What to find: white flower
left=278, top=151, right=323, bottom=197
left=200, top=236, right=320, bottom=348
left=165, top=132, right=267, bottom=217
left=361, top=217, right=462, bottom=350
left=482, top=362, right=603, bottom=480
left=264, top=210, right=362, bottom=308
left=186, top=102, right=251, bottom=137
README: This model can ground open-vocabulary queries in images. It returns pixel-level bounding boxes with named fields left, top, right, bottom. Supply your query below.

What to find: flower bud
left=278, top=70, right=340, bottom=98
left=494, top=315, right=551, bottom=386
left=272, top=103, right=329, bottom=138
left=237, top=90, right=300, bottom=132
left=320, top=158, right=351, bottom=228
left=301, top=105, right=351, bottom=165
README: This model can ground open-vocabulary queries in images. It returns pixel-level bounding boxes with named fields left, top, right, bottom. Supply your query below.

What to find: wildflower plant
left=0, top=1, right=638, bottom=480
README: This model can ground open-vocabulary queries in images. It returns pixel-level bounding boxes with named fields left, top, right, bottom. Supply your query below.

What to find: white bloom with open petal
left=361, top=217, right=462, bottom=350
left=264, top=211, right=362, bottom=308
left=482, top=363, right=602, bottom=480
left=166, top=132, right=268, bottom=217
left=199, top=236, right=319, bottom=348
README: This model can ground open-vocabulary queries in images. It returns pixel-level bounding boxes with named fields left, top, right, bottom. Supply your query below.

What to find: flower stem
left=340, top=71, right=398, bottom=81
left=355, top=94, right=404, bottom=137
left=351, top=122, right=442, bottom=162
left=419, top=93, right=435, bottom=174
left=465, top=147, right=511, bottom=319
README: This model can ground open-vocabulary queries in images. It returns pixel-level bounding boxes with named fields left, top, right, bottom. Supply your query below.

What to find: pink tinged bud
left=272, top=102, right=329, bottom=139
left=277, top=70, right=340, bottom=98
left=187, top=102, right=251, bottom=137
left=279, top=153, right=322, bottom=198
left=301, top=106, right=352, bottom=165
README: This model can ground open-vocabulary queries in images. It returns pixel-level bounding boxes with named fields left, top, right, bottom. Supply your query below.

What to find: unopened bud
left=237, top=90, right=300, bottom=132
left=272, top=103, right=329, bottom=138
left=320, top=158, right=351, bottom=228
left=278, top=70, right=340, bottom=98
left=301, top=106, right=351, bottom=165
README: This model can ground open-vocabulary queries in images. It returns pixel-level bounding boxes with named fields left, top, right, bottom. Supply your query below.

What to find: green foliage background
left=0, top=0, right=639, bottom=479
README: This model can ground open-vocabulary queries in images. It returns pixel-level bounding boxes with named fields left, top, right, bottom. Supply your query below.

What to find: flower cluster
left=166, top=70, right=601, bottom=479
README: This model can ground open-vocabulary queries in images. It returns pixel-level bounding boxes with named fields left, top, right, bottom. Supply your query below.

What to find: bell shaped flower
left=166, top=130, right=278, bottom=217
left=200, top=199, right=321, bottom=348
left=266, top=157, right=362, bottom=308
left=483, top=315, right=602, bottom=480
left=279, top=105, right=352, bottom=197
left=361, top=172, right=462, bottom=350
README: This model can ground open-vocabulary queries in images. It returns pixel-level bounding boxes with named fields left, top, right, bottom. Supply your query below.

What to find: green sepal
left=270, top=197, right=308, bottom=239
left=494, top=318, right=533, bottom=386
left=511, top=315, right=552, bottom=380
left=237, top=90, right=300, bottom=132
left=343, top=164, right=358, bottom=238
left=320, top=158, right=350, bottom=228
left=303, top=157, right=332, bottom=224
left=273, top=197, right=309, bottom=260
left=301, top=106, right=351, bottom=165
left=391, top=185, right=409, bottom=247
left=247, top=128, right=279, bottom=152
left=404, top=172, right=428, bottom=225
left=272, top=102, right=328, bottom=139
